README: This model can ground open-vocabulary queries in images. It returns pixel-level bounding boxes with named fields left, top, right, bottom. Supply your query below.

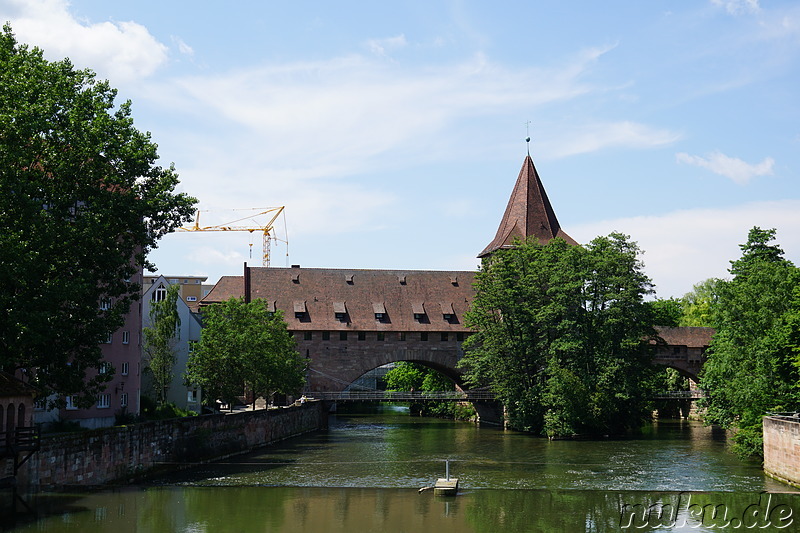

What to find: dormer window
left=267, top=300, right=277, bottom=317
left=373, top=302, right=387, bottom=321
left=412, top=302, right=426, bottom=321
left=333, top=301, right=347, bottom=321
left=294, top=300, right=307, bottom=319
left=345, top=274, right=354, bottom=284
left=441, top=302, right=455, bottom=322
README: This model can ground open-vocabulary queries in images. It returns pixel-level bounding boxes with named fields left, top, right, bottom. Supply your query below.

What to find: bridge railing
left=308, top=390, right=496, bottom=402
left=650, top=390, right=707, bottom=400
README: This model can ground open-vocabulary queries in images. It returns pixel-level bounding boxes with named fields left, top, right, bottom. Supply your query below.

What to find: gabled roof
left=203, top=267, right=475, bottom=332
left=478, top=155, right=577, bottom=257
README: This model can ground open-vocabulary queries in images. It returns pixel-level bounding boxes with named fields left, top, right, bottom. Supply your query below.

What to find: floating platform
left=433, top=478, right=458, bottom=496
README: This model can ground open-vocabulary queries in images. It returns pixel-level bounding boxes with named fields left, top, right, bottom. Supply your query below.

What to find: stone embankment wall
left=19, top=401, right=327, bottom=490
left=763, top=415, right=800, bottom=488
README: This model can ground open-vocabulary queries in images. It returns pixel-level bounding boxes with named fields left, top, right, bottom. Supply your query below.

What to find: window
left=103, top=333, right=113, bottom=344
left=152, top=283, right=167, bottom=302
left=99, top=362, right=112, bottom=374
left=377, top=332, right=385, bottom=341
left=421, top=332, right=428, bottom=341
left=34, top=397, right=46, bottom=410
left=99, top=298, right=112, bottom=310
left=440, top=332, right=449, bottom=342
left=399, top=332, right=406, bottom=341
left=304, top=332, right=313, bottom=341
left=186, top=296, right=197, bottom=302
left=339, top=332, right=348, bottom=341
left=294, top=301, right=307, bottom=319
left=373, top=302, right=386, bottom=321
left=187, top=390, right=198, bottom=403
left=456, top=332, right=464, bottom=342
left=97, top=394, right=110, bottom=409
left=322, top=331, right=330, bottom=341
left=358, top=332, right=366, bottom=341
left=188, top=341, right=196, bottom=353
left=120, top=393, right=128, bottom=408
left=121, top=362, right=129, bottom=376
left=122, top=331, right=130, bottom=344
left=65, top=396, right=77, bottom=410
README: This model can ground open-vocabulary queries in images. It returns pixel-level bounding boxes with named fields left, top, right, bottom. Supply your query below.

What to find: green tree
left=143, top=284, right=181, bottom=405
left=384, top=361, right=457, bottom=417
left=699, top=227, right=800, bottom=457
left=461, top=233, right=659, bottom=436
left=647, top=298, right=683, bottom=327
left=679, top=278, right=722, bottom=327
left=0, top=26, right=196, bottom=406
left=186, top=298, right=305, bottom=409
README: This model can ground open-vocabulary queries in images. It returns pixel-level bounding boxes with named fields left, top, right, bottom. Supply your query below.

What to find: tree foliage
left=384, top=361, right=457, bottom=417
left=0, top=26, right=196, bottom=406
left=186, top=298, right=306, bottom=409
left=143, top=284, right=181, bottom=405
left=679, top=278, right=722, bottom=327
left=460, top=233, right=659, bottom=437
left=699, top=227, right=800, bottom=457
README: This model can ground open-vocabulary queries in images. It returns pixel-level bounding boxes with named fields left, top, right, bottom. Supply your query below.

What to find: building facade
left=35, top=270, right=143, bottom=429
left=142, top=276, right=203, bottom=412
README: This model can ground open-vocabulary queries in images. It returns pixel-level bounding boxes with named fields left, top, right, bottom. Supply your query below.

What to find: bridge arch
left=307, top=345, right=466, bottom=394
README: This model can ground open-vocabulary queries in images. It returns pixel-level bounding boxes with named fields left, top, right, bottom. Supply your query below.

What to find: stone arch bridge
left=306, top=326, right=714, bottom=395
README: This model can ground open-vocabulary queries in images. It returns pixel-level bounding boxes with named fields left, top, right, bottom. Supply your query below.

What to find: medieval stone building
left=202, top=154, right=710, bottom=395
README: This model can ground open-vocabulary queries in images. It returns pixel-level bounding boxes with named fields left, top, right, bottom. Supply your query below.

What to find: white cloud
left=711, top=0, right=761, bottom=16
left=569, top=200, right=800, bottom=298
left=172, top=35, right=194, bottom=56
left=543, top=121, right=681, bottom=159
left=0, top=0, right=168, bottom=82
left=676, top=151, right=774, bottom=184
left=366, top=34, right=407, bottom=56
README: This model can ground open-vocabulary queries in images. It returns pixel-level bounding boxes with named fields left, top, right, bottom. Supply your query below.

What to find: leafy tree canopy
left=143, top=284, right=181, bottom=405
left=460, top=233, right=659, bottom=437
left=699, top=227, right=800, bottom=457
left=186, top=298, right=306, bottom=409
left=0, top=26, right=196, bottom=406
left=679, top=278, right=722, bottom=327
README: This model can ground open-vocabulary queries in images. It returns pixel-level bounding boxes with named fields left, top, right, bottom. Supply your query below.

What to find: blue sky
left=3, top=0, right=799, bottom=298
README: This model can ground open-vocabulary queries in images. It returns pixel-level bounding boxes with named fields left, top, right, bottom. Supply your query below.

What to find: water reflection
left=4, top=487, right=799, bottom=533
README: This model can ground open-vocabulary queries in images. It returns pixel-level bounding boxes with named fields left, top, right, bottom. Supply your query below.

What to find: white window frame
left=97, top=394, right=110, bottom=409
left=121, top=362, right=129, bottom=376
left=120, top=393, right=128, bottom=407
left=122, top=331, right=130, bottom=344
left=65, top=396, right=78, bottom=410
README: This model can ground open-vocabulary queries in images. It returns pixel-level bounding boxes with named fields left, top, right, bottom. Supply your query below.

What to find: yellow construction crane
left=179, top=206, right=287, bottom=267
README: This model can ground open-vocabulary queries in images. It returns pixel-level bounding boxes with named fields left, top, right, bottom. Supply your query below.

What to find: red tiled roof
left=479, top=155, right=577, bottom=257
left=654, top=326, right=715, bottom=347
left=204, top=267, right=476, bottom=332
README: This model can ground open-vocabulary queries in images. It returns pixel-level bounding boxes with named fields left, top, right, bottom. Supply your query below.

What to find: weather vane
left=525, top=120, right=532, bottom=155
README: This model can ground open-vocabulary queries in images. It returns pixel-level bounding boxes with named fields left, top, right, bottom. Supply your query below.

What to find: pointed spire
left=478, top=155, right=576, bottom=258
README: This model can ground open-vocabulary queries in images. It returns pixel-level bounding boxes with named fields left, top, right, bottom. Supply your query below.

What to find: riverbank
left=17, top=400, right=327, bottom=491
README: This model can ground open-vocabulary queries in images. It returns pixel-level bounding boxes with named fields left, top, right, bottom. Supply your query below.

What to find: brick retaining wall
left=18, top=400, right=327, bottom=490
left=763, top=415, right=800, bottom=488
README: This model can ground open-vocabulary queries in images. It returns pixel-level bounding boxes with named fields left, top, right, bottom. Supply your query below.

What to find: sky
left=2, top=0, right=799, bottom=298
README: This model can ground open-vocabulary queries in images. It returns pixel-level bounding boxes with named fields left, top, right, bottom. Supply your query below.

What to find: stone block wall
left=763, top=415, right=800, bottom=488
left=19, top=400, right=327, bottom=490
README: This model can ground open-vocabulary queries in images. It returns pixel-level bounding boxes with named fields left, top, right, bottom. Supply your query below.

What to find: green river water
left=2, top=408, right=799, bottom=532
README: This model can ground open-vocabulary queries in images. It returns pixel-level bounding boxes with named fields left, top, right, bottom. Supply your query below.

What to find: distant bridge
left=308, top=389, right=705, bottom=402
left=309, top=390, right=496, bottom=402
